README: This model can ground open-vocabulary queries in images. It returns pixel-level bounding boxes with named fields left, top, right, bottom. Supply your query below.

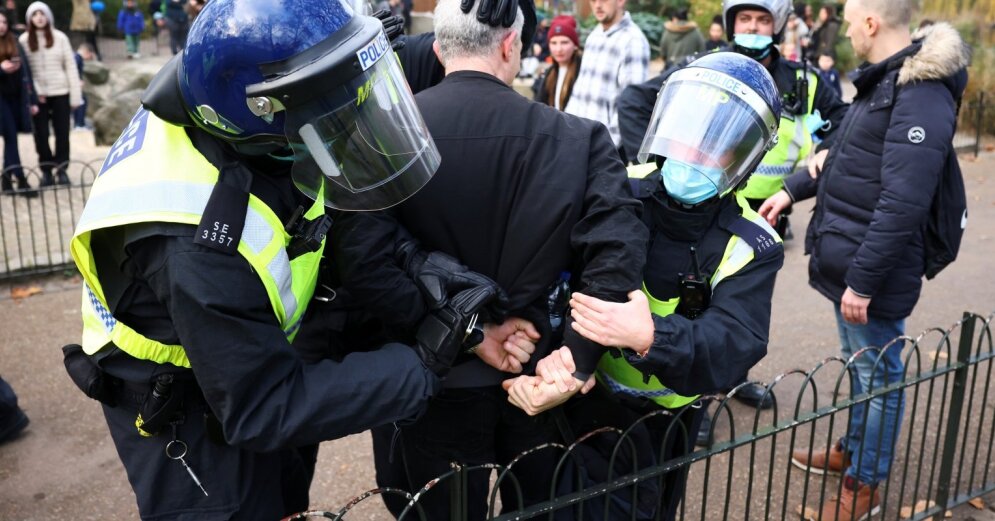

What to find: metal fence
left=0, top=160, right=100, bottom=281
left=289, top=311, right=995, bottom=520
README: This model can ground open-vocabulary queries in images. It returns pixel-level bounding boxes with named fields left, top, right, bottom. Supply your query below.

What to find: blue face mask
left=733, top=33, right=774, bottom=59
left=661, top=159, right=724, bottom=205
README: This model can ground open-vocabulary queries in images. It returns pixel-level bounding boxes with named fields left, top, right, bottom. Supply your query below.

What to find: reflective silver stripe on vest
left=77, top=180, right=295, bottom=326
left=785, top=118, right=806, bottom=167
left=754, top=164, right=794, bottom=176
left=268, top=249, right=298, bottom=327
left=598, top=370, right=678, bottom=399
left=711, top=239, right=754, bottom=289
left=86, top=282, right=117, bottom=333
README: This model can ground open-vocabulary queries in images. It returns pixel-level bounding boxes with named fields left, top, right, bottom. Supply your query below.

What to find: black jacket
left=90, top=127, right=439, bottom=453
left=0, top=42, right=37, bottom=133
left=807, top=16, right=841, bottom=60
left=396, top=71, right=647, bottom=386
left=617, top=48, right=849, bottom=164
left=396, top=32, right=445, bottom=95
left=623, top=176, right=782, bottom=396
left=784, top=23, right=969, bottom=319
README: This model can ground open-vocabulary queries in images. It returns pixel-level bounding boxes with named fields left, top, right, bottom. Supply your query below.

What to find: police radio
left=285, top=206, right=333, bottom=260
left=676, top=246, right=711, bottom=320
left=783, top=44, right=811, bottom=117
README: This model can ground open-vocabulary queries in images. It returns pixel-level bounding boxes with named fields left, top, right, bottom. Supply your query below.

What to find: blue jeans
left=835, top=307, right=906, bottom=485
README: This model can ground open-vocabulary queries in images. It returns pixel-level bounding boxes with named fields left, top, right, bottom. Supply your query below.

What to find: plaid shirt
left=565, top=12, right=650, bottom=148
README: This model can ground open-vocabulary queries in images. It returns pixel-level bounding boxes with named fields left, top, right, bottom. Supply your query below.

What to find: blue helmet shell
left=178, top=0, right=353, bottom=143
left=685, top=51, right=781, bottom=122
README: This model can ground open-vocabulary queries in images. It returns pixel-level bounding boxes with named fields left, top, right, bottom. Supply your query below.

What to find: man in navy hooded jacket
left=759, top=0, right=968, bottom=518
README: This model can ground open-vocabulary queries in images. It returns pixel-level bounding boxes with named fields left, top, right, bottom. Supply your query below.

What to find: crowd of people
left=0, top=1, right=81, bottom=196
left=0, top=0, right=208, bottom=197
left=0, top=1, right=972, bottom=521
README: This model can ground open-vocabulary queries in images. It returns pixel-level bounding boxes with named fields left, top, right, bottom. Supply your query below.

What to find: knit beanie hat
left=547, top=15, right=579, bottom=47
left=25, top=2, right=55, bottom=28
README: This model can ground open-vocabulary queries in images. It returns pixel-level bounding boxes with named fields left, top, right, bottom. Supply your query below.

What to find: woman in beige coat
left=19, top=2, right=81, bottom=186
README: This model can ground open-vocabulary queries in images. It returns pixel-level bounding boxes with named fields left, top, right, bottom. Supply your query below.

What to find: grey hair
left=434, top=0, right=524, bottom=64
left=852, top=0, right=917, bottom=29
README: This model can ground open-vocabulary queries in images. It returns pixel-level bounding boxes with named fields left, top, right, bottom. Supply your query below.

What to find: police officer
left=508, top=52, right=785, bottom=520
left=61, top=0, right=506, bottom=518
left=615, top=0, right=847, bottom=420
left=620, top=0, right=847, bottom=216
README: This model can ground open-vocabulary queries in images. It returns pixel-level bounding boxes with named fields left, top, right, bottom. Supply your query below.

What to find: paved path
left=0, top=146, right=993, bottom=518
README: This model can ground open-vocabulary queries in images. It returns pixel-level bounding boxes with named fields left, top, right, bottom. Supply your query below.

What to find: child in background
left=116, top=0, right=144, bottom=59
left=817, top=52, right=842, bottom=98
left=71, top=42, right=94, bottom=130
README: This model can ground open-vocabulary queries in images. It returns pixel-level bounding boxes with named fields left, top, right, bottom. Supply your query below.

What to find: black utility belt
left=62, top=344, right=220, bottom=441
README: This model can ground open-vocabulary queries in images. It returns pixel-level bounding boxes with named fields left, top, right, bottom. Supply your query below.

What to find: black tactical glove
left=459, top=0, right=537, bottom=56
left=373, top=9, right=406, bottom=52
left=410, top=251, right=509, bottom=318
left=414, top=283, right=499, bottom=376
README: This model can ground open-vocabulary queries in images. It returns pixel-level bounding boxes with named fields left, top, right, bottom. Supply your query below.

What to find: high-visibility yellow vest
left=595, top=193, right=782, bottom=409
left=739, top=69, right=821, bottom=200
left=70, top=108, right=325, bottom=368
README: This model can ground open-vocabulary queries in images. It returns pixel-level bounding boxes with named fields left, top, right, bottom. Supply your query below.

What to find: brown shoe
left=791, top=440, right=851, bottom=476
left=805, top=476, right=881, bottom=521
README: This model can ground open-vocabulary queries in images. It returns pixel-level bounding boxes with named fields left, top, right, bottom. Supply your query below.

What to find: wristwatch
left=462, top=313, right=484, bottom=355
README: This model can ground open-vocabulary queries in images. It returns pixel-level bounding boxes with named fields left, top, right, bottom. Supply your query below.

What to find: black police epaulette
left=726, top=216, right=780, bottom=258
left=193, top=163, right=251, bottom=255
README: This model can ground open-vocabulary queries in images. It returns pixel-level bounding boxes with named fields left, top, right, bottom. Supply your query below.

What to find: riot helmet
left=178, top=0, right=440, bottom=211
left=638, top=52, right=780, bottom=205
left=723, top=0, right=792, bottom=59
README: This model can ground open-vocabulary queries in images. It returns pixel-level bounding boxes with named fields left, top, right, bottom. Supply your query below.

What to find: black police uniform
left=76, top=71, right=444, bottom=521
left=561, top=175, right=784, bottom=521
left=616, top=47, right=845, bottom=408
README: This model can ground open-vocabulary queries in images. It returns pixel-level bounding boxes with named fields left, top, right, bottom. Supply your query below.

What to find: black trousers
left=373, top=385, right=558, bottom=520
left=101, top=391, right=315, bottom=520
left=0, top=95, right=26, bottom=180
left=556, top=386, right=705, bottom=521
left=31, top=94, right=71, bottom=177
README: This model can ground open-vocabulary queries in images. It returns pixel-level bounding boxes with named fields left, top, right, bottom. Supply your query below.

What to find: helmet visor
left=637, top=67, right=776, bottom=196
left=286, top=49, right=439, bottom=211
